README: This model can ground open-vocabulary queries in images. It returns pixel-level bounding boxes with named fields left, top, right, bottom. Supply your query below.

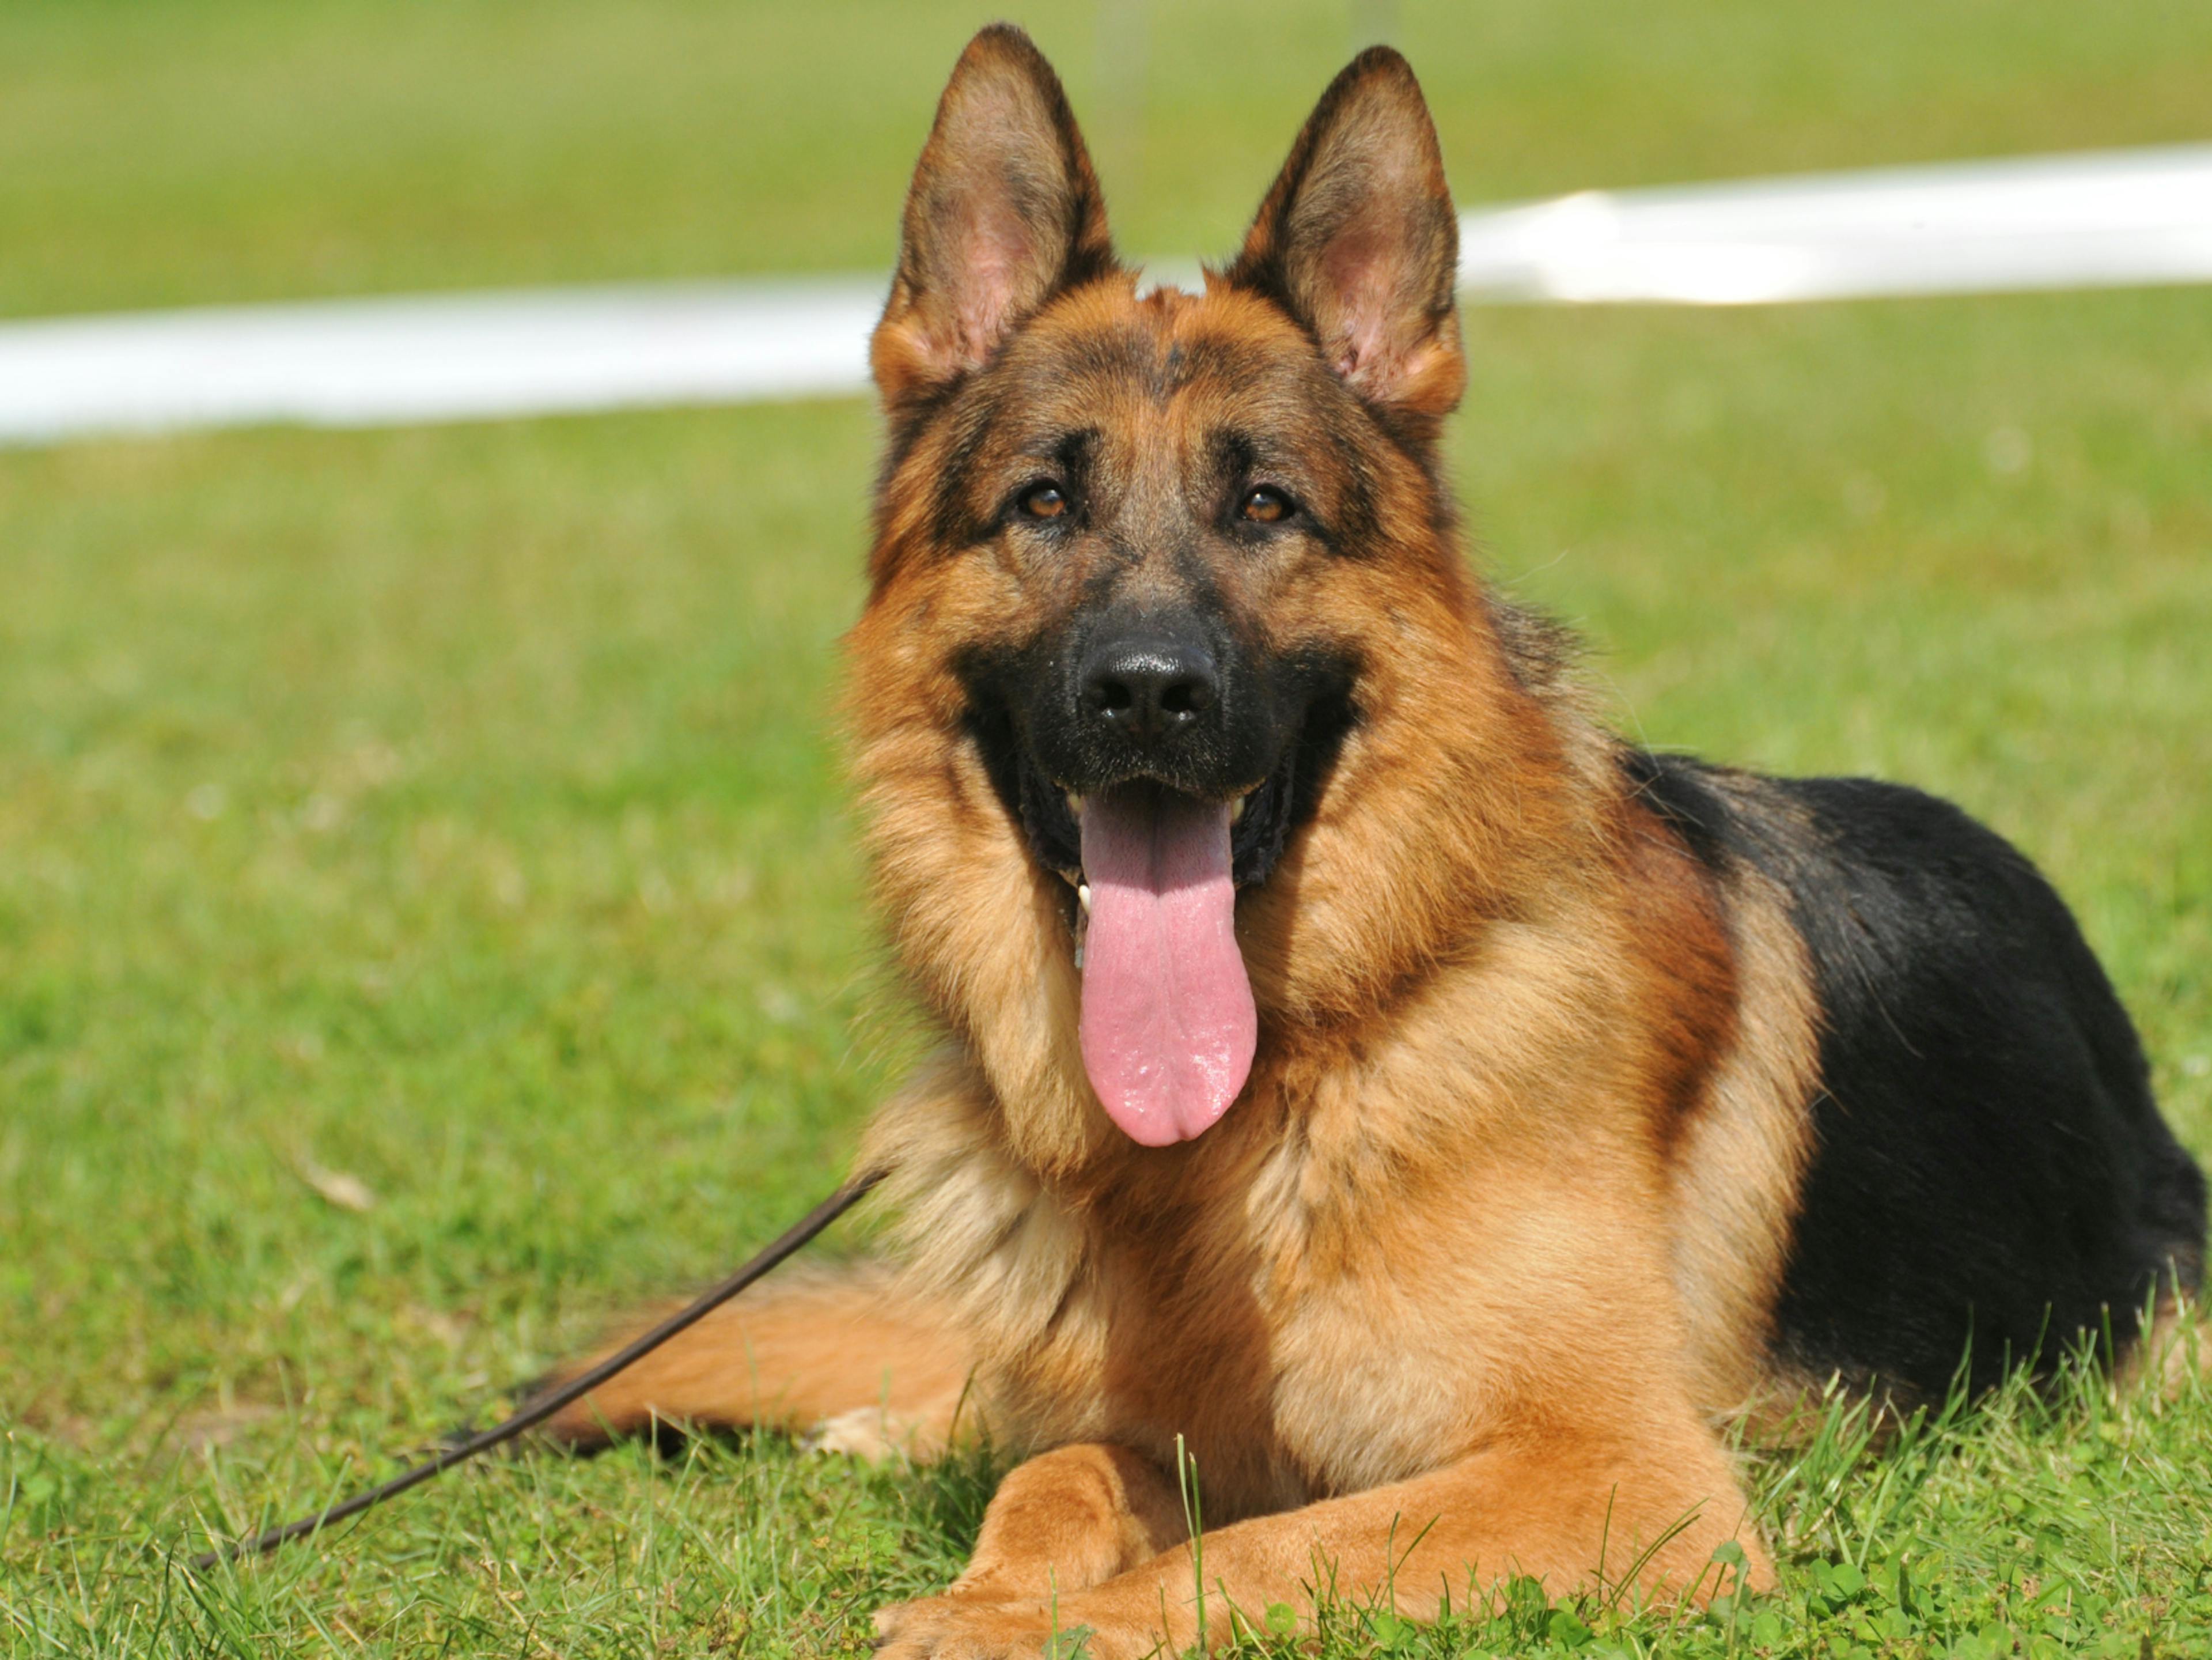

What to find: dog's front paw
left=871, top=1593, right=1009, bottom=1659
left=872, top=1594, right=1116, bottom=1660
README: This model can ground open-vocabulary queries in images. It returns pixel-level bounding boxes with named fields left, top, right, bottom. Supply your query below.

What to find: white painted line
left=0, top=278, right=887, bottom=445
left=1457, top=143, right=2212, bottom=304
left=2, top=146, right=2209, bottom=446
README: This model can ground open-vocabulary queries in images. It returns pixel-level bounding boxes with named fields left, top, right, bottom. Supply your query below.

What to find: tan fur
left=548, top=29, right=1805, bottom=1654
left=1665, top=827, right=1826, bottom=1418
left=538, top=1262, right=976, bottom=1457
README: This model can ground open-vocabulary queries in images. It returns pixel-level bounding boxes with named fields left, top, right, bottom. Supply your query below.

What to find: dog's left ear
left=1226, top=48, right=1464, bottom=434
left=872, top=25, right=1118, bottom=415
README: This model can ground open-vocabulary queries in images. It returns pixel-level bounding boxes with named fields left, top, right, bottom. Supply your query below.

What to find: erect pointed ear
left=871, top=25, right=1117, bottom=414
left=1225, top=48, right=1464, bottom=433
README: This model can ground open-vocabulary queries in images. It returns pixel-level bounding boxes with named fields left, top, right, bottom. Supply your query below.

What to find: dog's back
left=1631, top=750, right=2205, bottom=1400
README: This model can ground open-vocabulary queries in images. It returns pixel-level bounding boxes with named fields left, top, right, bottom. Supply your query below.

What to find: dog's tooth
left=1229, top=793, right=1250, bottom=826
left=1078, top=883, right=1092, bottom=914
left=1066, top=792, right=1084, bottom=820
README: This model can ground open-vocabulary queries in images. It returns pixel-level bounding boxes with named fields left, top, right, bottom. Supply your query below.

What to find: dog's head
left=853, top=27, right=1568, bottom=1155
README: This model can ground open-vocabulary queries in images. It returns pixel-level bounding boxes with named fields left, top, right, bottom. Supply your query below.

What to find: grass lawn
left=3, top=3, right=2210, bottom=1655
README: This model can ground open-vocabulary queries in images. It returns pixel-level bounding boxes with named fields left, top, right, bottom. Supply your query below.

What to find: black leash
left=190, top=1169, right=884, bottom=1572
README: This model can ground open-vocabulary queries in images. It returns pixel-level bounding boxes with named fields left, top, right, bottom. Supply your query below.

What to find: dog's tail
left=535, top=1260, right=978, bottom=1461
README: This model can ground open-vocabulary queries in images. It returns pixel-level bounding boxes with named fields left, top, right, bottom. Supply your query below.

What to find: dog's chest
left=1015, top=1212, right=1481, bottom=1518
left=1260, top=1274, right=1486, bottom=1496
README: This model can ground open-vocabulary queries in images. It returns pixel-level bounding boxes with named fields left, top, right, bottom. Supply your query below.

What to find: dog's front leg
left=874, top=1426, right=1770, bottom=1659
left=874, top=1443, right=1186, bottom=1637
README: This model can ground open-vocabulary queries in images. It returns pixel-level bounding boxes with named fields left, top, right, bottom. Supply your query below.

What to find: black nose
left=1081, top=631, right=1218, bottom=746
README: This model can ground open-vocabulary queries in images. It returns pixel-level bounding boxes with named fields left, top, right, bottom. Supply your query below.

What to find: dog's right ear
left=872, top=25, right=1117, bottom=414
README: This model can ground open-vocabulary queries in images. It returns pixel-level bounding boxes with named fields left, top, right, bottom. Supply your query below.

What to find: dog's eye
left=1017, top=482, right=1069, bottom=520
left=1240, top=486, right=1293, bottom=524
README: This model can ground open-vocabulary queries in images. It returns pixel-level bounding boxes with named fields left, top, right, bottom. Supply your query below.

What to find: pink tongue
left=1078, top=784, right=1257, bottom=1146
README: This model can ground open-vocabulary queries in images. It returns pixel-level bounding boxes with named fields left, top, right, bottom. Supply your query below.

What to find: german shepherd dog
left=546, top=25, right=2206, bottom=1651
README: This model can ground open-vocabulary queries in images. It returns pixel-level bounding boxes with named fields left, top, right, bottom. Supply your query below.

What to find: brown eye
left=1018, top=481, right=1068, bottom=520
left=1241, top=486, right=1291, bottom=524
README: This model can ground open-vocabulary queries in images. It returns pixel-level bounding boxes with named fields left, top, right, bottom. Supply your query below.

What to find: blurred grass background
left=9, top=0, right=2212, bottom=316
left=2, top=2, right=2209, bottom=1654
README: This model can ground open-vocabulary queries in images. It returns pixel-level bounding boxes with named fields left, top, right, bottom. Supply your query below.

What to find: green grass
left=3, top=2, right=2210, bottom=1655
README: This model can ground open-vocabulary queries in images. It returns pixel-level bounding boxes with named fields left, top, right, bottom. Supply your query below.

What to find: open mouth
left=964, top=683, right=1354, bottom=1146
